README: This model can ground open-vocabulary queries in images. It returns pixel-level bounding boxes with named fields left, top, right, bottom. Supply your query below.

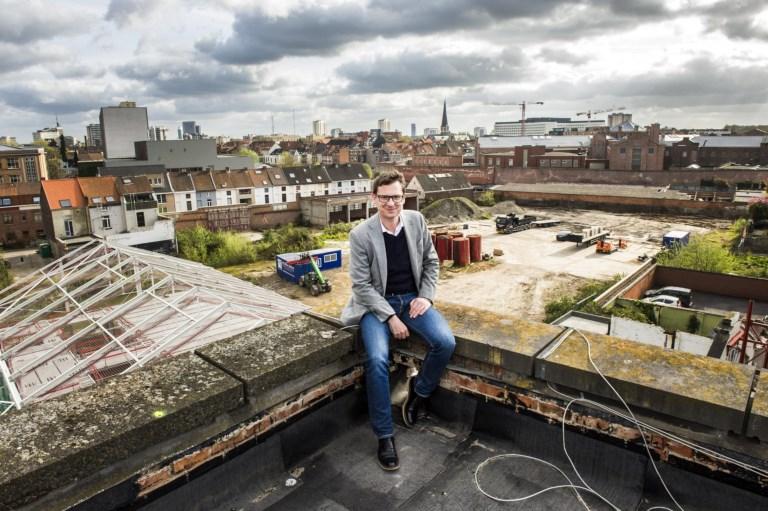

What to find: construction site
left=1, top=205, right=767, bottom=511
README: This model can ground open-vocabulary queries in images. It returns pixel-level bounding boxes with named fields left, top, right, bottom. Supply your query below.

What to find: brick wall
left=174, top=203, right=301, bottom=231
left=494, top=167, right=768, bottom=187
left=496, top=190, right=746, bottom=218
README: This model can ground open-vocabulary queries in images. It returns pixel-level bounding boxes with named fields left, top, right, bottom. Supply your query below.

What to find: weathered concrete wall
left=496, top=190, right=747, bottom=218
left=2, top=309, right=767, bottom=510
left=654, top=266, right=768, bottom=301
left=615, top=297, right=725, bottom=337
left=495, top=167, right=768, bottom=187
left=173, top=203, right=301, bottom=232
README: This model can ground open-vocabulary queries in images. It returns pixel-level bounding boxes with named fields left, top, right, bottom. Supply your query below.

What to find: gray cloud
left=537, top=57, right=768, bottom=107
left=338, top=49, right=525, bottom=94
left=115, top=60, right=262, bottom=98
left=702, top=0, right=768, bottom=41
left=0, top=86, right=110, bottom=115
left=0, top=3, right=77, bottom=44
left=199, top=1, right=574, bottom=64
left=105, top=0, right=161, bottom=27
left=537, top=48, right=585, bottom=65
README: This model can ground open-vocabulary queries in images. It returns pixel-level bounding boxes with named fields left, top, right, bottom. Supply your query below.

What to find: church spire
left=440, top=99, right=449, bottom=135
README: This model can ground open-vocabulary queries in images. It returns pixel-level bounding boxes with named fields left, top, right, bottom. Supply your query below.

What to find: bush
left=0, top=256, right=12, bottom=290
left=656, top=236, right=736, bottom=274
left=320, top=222, right=357, bottom=241
left=255, top=224, right=322, bottom=259
left=475, top=190, right=496, bottom=207
left=177, top=226, right=258, bottom=268
left=611, top=301, right=654, bottom=324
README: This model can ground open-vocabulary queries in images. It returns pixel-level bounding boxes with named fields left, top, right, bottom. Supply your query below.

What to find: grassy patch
left=543, top=275, right=624, bottom=323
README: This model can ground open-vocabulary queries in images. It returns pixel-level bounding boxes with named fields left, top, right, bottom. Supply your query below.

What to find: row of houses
left=101, top=163, right=372, bottom=214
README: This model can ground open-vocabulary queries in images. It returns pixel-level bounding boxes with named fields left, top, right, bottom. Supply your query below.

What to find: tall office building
left=149, top=126, right=168, bottom=141
left=313, top=120, right=326, bottom=137
left=474, top=127, right=486, bottom=137
left=99, top=102, right=149, bottom=159
left=378, top=118, right=391, bottom=131
left=411, top=123, right=416, bottom=137
left=86, top=124, right=103, bottom=148
left=182, top=121, right=201, bottom=139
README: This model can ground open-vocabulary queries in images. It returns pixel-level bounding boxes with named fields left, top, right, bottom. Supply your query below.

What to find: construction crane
left=576, top=106, right=625, bottom=119
left=490, top=100, right=544, bottom=136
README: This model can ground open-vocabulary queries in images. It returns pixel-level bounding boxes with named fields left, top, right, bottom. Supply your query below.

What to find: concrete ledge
left=400, top=310, right=563, bottom=377
left=747, top=371, right=768, bottom=440
left=196, top=314, right=354, bottom=399
left=535, top=330, right=755, bottom=432
left=0, top=352, right=243, bottom=511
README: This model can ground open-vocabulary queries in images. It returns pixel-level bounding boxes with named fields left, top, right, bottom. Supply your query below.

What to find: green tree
left=0, top=257, right=12, bottom=290
left=656, top=236, right=736, bottom=273
left=749, top=198, right=768, bottom=224
left=361, top=163, right=373, bottom=179
left=32, top=140, right=64, bottom=179
left=279, top=152, right=300, bottom=167
left=58, top=133, right=67, bottom=163
left=237, top=147, right=261, bottom=165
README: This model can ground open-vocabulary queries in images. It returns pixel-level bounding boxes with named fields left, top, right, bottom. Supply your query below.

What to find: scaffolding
left=0, top=240, right=309, bottom=412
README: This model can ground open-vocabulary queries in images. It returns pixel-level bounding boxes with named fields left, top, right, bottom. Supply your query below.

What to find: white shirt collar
left=380, top=215, right=403, bottom=236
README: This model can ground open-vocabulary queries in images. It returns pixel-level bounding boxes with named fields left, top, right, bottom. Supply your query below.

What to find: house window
left=3, top=214, right=12, bottom=224
left=6, top=157, right=18, bottom=169
left=323, top=253, right=338, bottom=263
left=619, top=147, right=626, bottom=154
left=156, top=194, right=166, bottom=204
left=186, top=200, right=192, bottom=210
left=239, top=188, right=250, bottom=194
left=158, top=206, right=168, bottom=213
left=106, top=195, right=114, bottom=202
left=206, top=198, right=212, bottom=206
left=185, top=193, right=191, bottom=199
left=92, top=197, right=102, bottom=204
left=648, top=147, right=655, bottom=154
left=337, top=181, right=343, bottom=187
left=24, top=157, right=37, bottom=181
left=136, top=212, right=145, bottom=227
left=0, top=197, right=10, bottom=206
left=59, top=199, right=71, bottom=208
left=10, top=175, right=19, bottom=183
left=33, top=213, right=41, bottom=222
left=631, top=147, right=642, bottom=170
left=101, top=216, right=111, bottom=229
left=64, top=219, right=74, bottom=237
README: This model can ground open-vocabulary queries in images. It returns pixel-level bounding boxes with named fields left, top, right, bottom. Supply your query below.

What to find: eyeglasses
left=376, top=194, right=404, bottom=204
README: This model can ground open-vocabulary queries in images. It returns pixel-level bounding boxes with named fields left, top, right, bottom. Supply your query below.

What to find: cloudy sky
left=2, top=0, right=768, bottom=142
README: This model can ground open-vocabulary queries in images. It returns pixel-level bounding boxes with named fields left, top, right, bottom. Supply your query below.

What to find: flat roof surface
left=140, top=390, right=768, bottom=510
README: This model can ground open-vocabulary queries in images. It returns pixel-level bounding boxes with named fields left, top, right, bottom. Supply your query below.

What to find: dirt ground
left=235, top=206, right=722, bottom=322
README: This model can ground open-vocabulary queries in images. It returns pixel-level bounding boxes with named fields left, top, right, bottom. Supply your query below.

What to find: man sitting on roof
left=341, top=170, right=455, bottom=471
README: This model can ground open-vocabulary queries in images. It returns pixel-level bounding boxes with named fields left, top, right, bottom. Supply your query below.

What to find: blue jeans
left=359, top=292, right=456, bottom=439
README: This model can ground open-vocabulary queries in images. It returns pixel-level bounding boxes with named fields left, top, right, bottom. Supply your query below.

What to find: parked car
left=644, top=286, right=693, bottom=307
left=642, top=294, right=682, bottom=307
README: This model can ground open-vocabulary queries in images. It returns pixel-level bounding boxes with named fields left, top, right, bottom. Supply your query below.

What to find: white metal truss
left=0, top=240, right=309, bottom=410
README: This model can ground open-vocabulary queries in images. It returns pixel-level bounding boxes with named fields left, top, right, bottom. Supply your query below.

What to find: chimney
left=648, top=123, right=661, bottom=143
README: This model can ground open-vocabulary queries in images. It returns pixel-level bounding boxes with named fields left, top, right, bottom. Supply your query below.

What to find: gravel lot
left=253, top=206, right=722, bottom=322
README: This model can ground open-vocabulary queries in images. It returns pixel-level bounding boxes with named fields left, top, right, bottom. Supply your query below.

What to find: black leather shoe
left=377, top=437, right=399, bottom=471
left=402, top=378, right=427, bottom=428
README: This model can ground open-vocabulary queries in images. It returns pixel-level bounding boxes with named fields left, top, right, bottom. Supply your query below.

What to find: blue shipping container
left=662, top=231, right=690, bottom=248
left=276, top=248, right=342, bottom=284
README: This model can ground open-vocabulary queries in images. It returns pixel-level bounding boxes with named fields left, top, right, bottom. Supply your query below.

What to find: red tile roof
left=41, top=179, right=86, bottom=210
left=77, top=176, right=119, bottom=206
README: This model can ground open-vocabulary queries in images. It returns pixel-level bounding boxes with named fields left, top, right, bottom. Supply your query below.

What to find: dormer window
left=92, top=197, right=102, bottom=204
left=106, top=196, right=114, bottom=202
left=59, top=199, right=71, bottom=208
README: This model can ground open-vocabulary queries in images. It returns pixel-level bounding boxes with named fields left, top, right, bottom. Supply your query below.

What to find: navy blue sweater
left=383, top=229, right=417, bottom=295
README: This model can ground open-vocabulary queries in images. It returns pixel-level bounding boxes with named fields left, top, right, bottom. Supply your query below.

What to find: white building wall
left=105, top=219, right=175, bottom=247
left=89, top=205, right=126, bottom=237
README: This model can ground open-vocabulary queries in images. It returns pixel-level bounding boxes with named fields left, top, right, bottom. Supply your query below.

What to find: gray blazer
left=341, top=210, right=439, bottom=326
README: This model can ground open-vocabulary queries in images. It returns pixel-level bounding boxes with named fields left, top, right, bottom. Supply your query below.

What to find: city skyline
left=1, top=0, right=768, bottom=142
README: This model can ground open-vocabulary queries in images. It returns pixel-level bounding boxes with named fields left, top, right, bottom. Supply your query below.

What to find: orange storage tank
left=452, top=237, right=470, bottom=267
left=468, top=234, right=482, bottom=262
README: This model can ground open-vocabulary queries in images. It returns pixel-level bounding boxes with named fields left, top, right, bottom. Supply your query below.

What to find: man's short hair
left=372, top=170, right=405, bottom=193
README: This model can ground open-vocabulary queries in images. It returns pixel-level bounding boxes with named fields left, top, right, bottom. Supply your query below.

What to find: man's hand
left=388, top=315, right=410, bottom=339
left=409, top=297, right=432, bottom=319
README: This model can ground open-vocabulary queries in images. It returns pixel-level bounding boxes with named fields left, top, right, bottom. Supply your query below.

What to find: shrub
left=320, top=222, right=357, bottom=241
left=656, top=236, right=736, bottom=274
left=0, top=256, right=12, bottom=290
left=475, top=190, right=496, bottom=207
left=255, top=224, right=322, bottom=259
left=177, top=226, right=258, bottom=268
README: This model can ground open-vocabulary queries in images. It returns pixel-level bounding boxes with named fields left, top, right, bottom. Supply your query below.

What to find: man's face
left=373, top=181, right=404, bottom=222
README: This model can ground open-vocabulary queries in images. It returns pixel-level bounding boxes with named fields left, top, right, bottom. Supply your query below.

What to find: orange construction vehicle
left=596, top=238, right=628, bottom=254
